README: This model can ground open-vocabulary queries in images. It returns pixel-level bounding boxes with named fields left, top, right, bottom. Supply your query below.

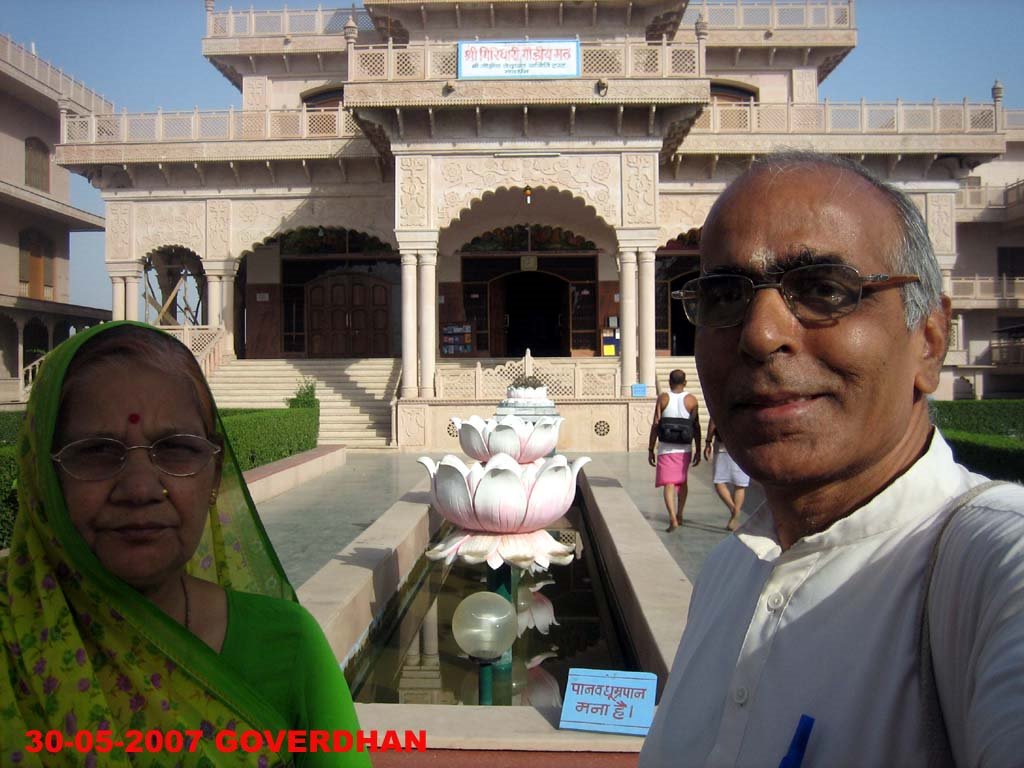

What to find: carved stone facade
left=135, top=202, right=206, bottom=259
left=658, top=194, right=716, bottom=243
left=926, top=192, right=956, bottom=256
left=106, top=203, right=132, bottom=262
left=622, top=153, right=658, bottom=226
left=791, top=68, right=819, bottom=103
left=434, top=155, right=621, bottom=229
left=397, top=156, right=429, bottom=228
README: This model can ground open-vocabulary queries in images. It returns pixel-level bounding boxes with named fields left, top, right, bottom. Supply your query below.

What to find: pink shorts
left=655, top=452, right=692, bottom=487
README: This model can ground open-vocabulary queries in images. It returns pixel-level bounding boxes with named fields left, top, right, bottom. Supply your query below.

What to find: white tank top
left=657, top=390, right=693, bottom=456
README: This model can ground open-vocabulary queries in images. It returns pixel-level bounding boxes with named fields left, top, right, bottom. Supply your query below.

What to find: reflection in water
left=348, top=505, right=634, bottom=706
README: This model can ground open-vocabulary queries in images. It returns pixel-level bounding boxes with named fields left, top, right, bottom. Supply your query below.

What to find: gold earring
left=209, top=490, right=218, bottom=506
left=162, top=488, right=169, bottom=497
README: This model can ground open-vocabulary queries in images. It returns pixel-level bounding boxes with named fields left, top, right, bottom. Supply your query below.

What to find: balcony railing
left=206, top=6, right=374, bottom=37
left=951, top=276, right=1024, bottom=302
left=992, top=330, right=1024, bottom=366
left=681, top=0, right=853, bottom=29
left=349, top=39, right=701, bottom=81
left=0, top=34, right=113, bottom=113
left=690, top=100, right=999, bottom=134
left=1003, top=109, right=1024, bottom=130
left=956, top=179, right=1024, bottom=210
left=62, top=107, right=363, bottom=145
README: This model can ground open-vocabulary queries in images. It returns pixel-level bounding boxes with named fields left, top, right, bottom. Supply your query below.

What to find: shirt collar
left=736, top=430, right=966, bottom=561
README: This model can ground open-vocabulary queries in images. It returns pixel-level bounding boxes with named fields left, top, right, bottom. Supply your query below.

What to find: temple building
left=1, top=34, right=110, bottom=403
left=53, top=0, right=1024, bottom=449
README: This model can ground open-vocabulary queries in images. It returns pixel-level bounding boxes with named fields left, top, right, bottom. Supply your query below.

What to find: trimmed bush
left=221, top=407, right=319, bottom=472
left=0, top=411, right=25, bottom=447
left=0, top=446, right=18, bottom=550
left=944, top=430, right=1024, bottom=483
left=286, top=377, right=320, bottom=409
left=932, top=400, right=1024, bottom=440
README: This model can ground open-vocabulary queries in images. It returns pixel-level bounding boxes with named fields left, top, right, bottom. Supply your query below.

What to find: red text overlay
left=25, top=729, right=427, bottom=755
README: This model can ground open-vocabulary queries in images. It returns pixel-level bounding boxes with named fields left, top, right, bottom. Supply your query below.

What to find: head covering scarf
left=1, top=322, right=297, bottom=766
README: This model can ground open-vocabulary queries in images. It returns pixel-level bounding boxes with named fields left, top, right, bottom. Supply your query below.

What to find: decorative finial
left=343, top=14, right=359, bottom=43
left=205, top=0, right=215, bottom=12
left=695, top=12, right=709, bottom=39
left=992, top=80, right=1005, bottom=102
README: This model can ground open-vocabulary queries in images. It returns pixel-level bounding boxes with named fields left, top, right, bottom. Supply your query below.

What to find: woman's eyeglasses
left=671, top=263, right=920, bottom=328
left=52, top=435, right=221, bottom=481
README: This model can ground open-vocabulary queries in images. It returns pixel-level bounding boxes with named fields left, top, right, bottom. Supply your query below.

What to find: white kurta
left=639, top=431, right=1024, bottom=768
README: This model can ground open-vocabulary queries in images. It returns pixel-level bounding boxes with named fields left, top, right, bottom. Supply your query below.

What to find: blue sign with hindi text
left=558, top=668, right=657, bottom=736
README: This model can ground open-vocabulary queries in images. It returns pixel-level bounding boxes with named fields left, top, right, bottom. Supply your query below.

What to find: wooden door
left=489, top=278, right=506, bottom=357
left=305, top=272, right=391, bottom=358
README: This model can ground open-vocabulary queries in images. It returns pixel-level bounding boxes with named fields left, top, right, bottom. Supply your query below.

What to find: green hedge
left=0, top=446, right=16, bottom=550
left=0, top=408, right=319, bottom=550
left=0, top=411, right=25, bottom=447
left=931, top=400, right=1024, bottom=440
left=220, top=407, right=319, bottom=473
left=943, top=430, right=1024, bottom=483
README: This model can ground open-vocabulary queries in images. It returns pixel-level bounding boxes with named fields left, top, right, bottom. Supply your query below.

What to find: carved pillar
left=401, top=253, right=419, bottom=398
left=207, top=275, right=223, bottom=328
left=637, top=249, right=656, bottom=392
left=222, top=271, right=235, bottom=354
left=417, top=250, right=437, bottom=398
left=124, top=271, right=140, bottom=322
left=618, top=250, right=638, bottom=397
left=112, top=277, right=126, bottom=321
left=15, top=318, right=25, bottom=401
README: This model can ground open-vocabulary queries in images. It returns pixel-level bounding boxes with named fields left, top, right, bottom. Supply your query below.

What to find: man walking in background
left=703, top=418, right=749, bottom=531
left=649, top=369, right=701, bottom=532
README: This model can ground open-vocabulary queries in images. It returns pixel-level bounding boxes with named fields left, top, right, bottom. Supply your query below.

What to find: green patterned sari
left=1, top=322, right=301, bottom=766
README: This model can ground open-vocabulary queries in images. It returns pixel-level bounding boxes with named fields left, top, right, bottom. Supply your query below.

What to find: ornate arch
left=434, top=156, right=620, bottom=231
left=232, top=197, right=396, bottom=255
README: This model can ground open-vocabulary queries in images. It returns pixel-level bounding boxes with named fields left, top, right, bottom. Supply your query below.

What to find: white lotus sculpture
left=517, top=578, right=558, bottom=636
left=419, top=453, right=589, bottom=572
left=452, top=414, right=564, bottom=463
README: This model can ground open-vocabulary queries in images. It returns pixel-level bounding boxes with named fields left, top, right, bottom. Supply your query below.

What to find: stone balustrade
left=691, top=100, right=999, bottom=134
left=951, top=276, right=1024, bottom=302
left=681, top=0, right=853, bottom=29
left=206, top=6, right=373, bottom=37
left=0, top=33, right=113, bottom=113
left=349, top=39, right=701, bottom=81
left=62, top=106, right=363, bottom=144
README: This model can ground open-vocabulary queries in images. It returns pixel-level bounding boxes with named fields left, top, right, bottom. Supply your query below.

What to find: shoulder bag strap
left=919, top=479, right=1008, bottom=768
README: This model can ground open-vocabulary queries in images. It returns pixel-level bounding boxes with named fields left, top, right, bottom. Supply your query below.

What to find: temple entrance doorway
left=306, top=271, right=391, bottom=357
left=494, top=271, right=569, bottom=357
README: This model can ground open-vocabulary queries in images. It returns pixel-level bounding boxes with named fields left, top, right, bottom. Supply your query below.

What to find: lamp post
left=452, top=590, right=517, bottom=705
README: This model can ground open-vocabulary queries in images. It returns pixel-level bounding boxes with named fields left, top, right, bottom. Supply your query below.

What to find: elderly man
left=639, top=152, right=1024, bottom=767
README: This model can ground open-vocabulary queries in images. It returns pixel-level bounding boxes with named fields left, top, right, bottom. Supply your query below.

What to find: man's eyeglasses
left=671, top=263, right=920, bottom=328
left=52, top=435, right=221, bottom=481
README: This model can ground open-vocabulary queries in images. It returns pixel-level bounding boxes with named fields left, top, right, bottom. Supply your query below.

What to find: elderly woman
left=1, top=322, right=371, bottom=767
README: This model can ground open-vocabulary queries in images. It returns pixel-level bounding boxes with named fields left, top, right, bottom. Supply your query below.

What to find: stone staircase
left=655, top=356, right=704, bottom=410
left=207, top=358, right=402, bottom=448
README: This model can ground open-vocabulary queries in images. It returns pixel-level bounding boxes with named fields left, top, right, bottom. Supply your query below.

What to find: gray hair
left=742, top=151, right=943, bottom=329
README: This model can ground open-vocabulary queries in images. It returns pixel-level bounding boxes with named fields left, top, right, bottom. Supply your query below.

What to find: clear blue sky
left=4, top=0, right=1022, bottom=310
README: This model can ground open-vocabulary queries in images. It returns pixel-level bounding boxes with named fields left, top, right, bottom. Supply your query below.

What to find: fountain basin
left=296, top=466, right=692, bottom=753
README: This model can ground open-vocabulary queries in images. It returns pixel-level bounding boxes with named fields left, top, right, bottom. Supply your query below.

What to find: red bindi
left=128, top=413, right=141, bottom=424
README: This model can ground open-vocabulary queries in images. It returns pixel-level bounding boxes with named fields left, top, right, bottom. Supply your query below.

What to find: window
left=19, top=230, right=54, bottom=300
left=25, top=137, right=50, bottom=192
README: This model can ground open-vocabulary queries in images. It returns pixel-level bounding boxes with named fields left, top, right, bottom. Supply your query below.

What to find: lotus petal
left=560, top=456, right=592, bottom=511
left=434, top=457, right=476, bottom=528
left=426, top=528, right=574, bottom=573
left=486, top=421, right=524, bottom=461
left=519, top=417, right=563, bottom=462
left=527, top=663, right=563, bottom=708
left=454, top=416, right=491, bottom=462
left=473, top=462, right=528, bottom=532
left=522, top=459, right=572, bottom=531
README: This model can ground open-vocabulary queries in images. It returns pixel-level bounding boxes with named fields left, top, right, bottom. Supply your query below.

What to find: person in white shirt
left=649, top=369, right=702, bottom=532
left=703, top=418, right=750, bottom=531
left=640, top=151, right=1024, bottom=767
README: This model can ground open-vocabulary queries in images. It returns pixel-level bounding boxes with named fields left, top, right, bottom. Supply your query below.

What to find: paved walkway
left=258, top=450, right=764, bottom=588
